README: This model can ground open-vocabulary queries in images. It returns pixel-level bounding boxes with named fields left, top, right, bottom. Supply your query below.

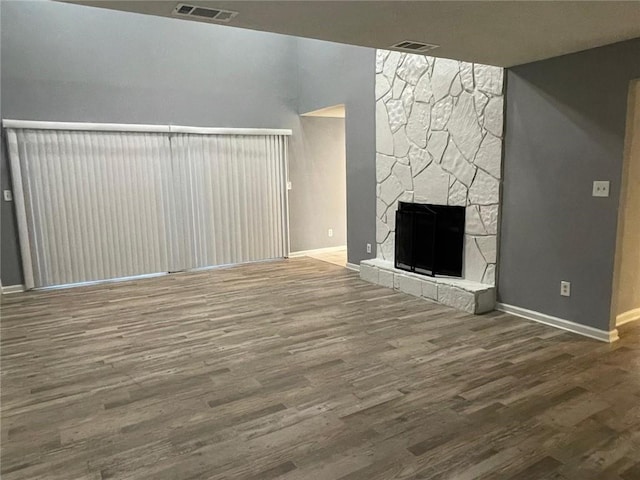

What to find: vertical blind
left=172, top=134, right=288, bottom=270
left=5, top=121, right=290, bottom=289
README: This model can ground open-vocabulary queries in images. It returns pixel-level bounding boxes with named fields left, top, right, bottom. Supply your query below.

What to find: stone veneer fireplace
left=360, top=50, right=505, bottom=314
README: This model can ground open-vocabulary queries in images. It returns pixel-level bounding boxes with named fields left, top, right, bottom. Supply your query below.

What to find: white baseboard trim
left=1, top=284, right=25, bottom=294
left=496, top=303, right=619, bottom=343
left=345, top=262, right=360, bottom=272
left=289, top=246, right=346, bottom=258
left=616, top=307, right=640, bottom=326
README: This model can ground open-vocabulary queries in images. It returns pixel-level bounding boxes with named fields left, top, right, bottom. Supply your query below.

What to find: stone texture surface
left=474, top=64, right=504, bottom=96
left=480, top=205, right=499, bottom=235
left=414, top=164, right=450, bottom=205
left=382, top=51, right=402, bottom=80
left=393, top=162, right=413, bottom=192
left=379, top=237, right=394, bottom=261
left=406, top=102, right=431, bottom=148
left=465, top=205, right=487, bottom=235
left=360, top=264, right=379, bottom=284
left=482, top=263, right=496, bottom=285
left=377, top=198, right=386, bottom=219
left=376, top=153, right=395, bottom=182
left=483, top=97, right=504, bottom=138
left=376, top=50, right=387, bottom=74
left=432, top=58, right=459, bottom=101
left=460, top=62, right=474, bottom=91
left=395, top=274, right=423, bottom=297
left=468, top=169, right=500, bottom=205
left=427, top=131, right=449, bottom=164
left=422, top=281, right=438, bottom=301
left=359, top=259, right=496, bottom=314
left=476, top=289, right=496, bottom=314
left=376, top=217, right=390, bottom=244
left=378, top=269, right=394, bottom=288
left=379, top=174, right=404, bottom=206
left=408, top=145, right=431, bottom=176
left=431, top=97, right=453, bottom=131
left=464, top=236, right=487, bottom=283
left=397, top=55, right=429, bottom=85
left=438, top=284, right=475, bottom=314
left=393, top=128, right=411, bottom=157
left=448, top=180, right=467, bottom=206
left=392, top=77, right=406, bottom=99
left=414, top=73, right=433, bottom=103
left=476, top=235, right=497, bottom=263
left=376, top=75, right=391, bottom=100
left=448, top=92, right=482, bottom=161
left=375, top=50, right=504, bottom=286
left=442, top=141, right=476, bottom=187
left=401, top=85, right=415, bottom=113
left=386, top=99, right=407, bottom=132
left=474, top=134, right=502, bottom=178
left=474, top=90, right=490, bottom=119
left=450, top=75, right=463, bottom=97
left=376, top=101, right=394, bottom=155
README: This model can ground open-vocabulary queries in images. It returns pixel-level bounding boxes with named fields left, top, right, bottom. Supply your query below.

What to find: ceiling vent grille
left=390, top=41, right=439, bottom=53
left=173, top=3, right=238, bottom=22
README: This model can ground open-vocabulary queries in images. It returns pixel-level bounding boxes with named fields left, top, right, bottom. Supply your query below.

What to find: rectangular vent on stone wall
left=173, top=3, right=238, bottom=22
left=391, top=41, right=439, bottom=53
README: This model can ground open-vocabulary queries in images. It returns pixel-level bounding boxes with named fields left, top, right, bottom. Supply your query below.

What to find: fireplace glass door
left=395, top=206, right=437, bottom=276
left=394, top=202, right=464, bottom=278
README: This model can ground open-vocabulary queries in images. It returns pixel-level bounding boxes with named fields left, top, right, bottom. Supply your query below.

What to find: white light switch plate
left=592, top=181, right=610, bottom=197
left=3, top=190, right=12, bottom=202
left=286, top=181, right=292, bottom=190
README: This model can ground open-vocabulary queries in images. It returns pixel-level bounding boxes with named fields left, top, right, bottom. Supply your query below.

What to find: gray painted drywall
left=0, top=1, right=22, bottom=287
left=0, top=0, right=375, bottom=285
left=289, top=117, right=347, bottom=252
left=297, top=38, right=376, bottom=265
left=499, top=38, right=640, bottom=331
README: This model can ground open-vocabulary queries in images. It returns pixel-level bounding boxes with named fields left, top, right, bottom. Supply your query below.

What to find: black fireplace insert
left=395, top=202, right=465, bottom=277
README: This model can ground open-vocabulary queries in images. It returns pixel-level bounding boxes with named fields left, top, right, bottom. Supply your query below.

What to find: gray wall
left=297, top=38, right=376, bottom=265
left=289, top=117, right=347, bottom=252
left=0, top=2, right=20, bottom=287
left=499, top=38, right=640, bottom=331
left=0, top=0, right=375, bottom=285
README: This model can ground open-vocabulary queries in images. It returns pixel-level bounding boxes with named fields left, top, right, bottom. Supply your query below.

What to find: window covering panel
left=172, top=134, right=288, bottom=269
left=7, top=129, right=176, bottom=288
left=6, top=123, right=290, bottom=289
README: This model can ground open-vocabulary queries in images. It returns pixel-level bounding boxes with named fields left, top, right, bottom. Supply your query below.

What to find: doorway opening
left=288, top=104, right=347, bottom=268
left=612, top=79, right=640, bottom=332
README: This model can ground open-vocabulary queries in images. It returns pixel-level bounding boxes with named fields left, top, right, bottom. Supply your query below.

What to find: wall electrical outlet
left=592, top=181, right=609, bottom=197
left=3, top=190, right=13, bottom=202
left=560, top=281, right=571, bottom=297
left=366, top=243, right=372, bottom=254
left=328, top=228, right=333, bottom=237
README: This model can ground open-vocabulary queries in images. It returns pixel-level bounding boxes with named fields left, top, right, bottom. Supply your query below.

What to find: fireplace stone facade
left=374, top=50, right=505, bottom=286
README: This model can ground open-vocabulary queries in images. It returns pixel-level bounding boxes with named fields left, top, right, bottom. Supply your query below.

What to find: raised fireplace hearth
left=360, top=258, right=495, bottom=314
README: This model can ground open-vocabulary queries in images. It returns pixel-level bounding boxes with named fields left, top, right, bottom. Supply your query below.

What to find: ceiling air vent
left=390, top=41, right=439, bottom=53
left=173, top=3, right=238, bottom=22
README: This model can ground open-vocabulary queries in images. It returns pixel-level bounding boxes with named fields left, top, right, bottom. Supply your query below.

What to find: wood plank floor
left=306, top=248, right=347, bottom=268
left=1, top=257, right=639, bottom=480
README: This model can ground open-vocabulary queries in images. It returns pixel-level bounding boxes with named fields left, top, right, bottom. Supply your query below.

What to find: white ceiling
left=64, top=1, right=640, bottom=67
